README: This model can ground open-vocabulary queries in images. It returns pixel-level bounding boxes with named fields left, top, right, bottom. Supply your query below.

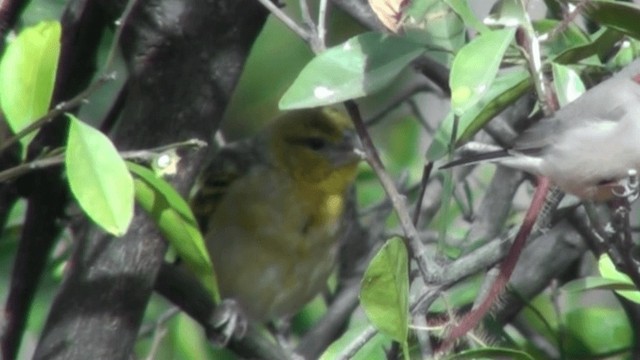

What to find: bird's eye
left=303, top=137, right=327, bottom=150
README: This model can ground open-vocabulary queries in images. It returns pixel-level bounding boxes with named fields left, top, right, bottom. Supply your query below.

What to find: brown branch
left=344, top=100, right=441, bottom=283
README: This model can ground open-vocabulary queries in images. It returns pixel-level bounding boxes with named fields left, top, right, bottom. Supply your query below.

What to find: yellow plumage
left=191, top=107, right=361, bottom=321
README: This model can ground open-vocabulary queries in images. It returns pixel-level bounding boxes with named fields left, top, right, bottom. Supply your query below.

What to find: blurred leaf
left=427, top=68, right=531, bottom=160
left=553, top=27, right=622, bottom=65
left=563, top=276, right=638, bottom=293
left=609, top=38, right=640, bottom=68
left=405, top=0, right=465, bottom=65
left=279, top=32, right=425, bottom=109
left=0, top=21, right=61, bottom=152
left=551, top=63, right=585, bottom=106
left=597, top=254, right=640, bottom=303
left=543, top=0, right=563, bottom=18
left=428, top=274, right=483, bottom=312
left=446, top=347, right=534, bottom=360
left=66, top=114, right=133, bottom=236
left=360, top=237, right=409, bottom=346
left=128, top=162, right=220, bottom=302
left=450, top=28, right=516, bottom=115
left=486, top=0, right=527, bottom=28
left=583, top=0, right=640, bottom=41
left=563, top=307, right=632, bottom=357
left=456, top=68, right=531, bottom=145
left=533, top=18, right=591, bottom=61
left=172, top=313, right=212, bottom=359
left=444, top=0, right=489, bottom=34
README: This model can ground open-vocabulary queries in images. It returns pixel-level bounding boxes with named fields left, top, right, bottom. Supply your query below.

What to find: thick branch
left=33, top=1, right=268, bottom=359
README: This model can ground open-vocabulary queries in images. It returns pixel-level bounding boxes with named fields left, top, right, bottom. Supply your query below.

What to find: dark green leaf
left=583, top=0, right=640, bottom=41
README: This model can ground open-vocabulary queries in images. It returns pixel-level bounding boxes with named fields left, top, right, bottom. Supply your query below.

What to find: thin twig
left=138, top=307, right=180, bottom=338
left=299, top=0, right=315, bottom=30
left=344, top=101, right=441, bottom=283
left=0, top=139, right=206, bottom=183
left=299, top=0, right=323, bottom=52
left=256, top=0, right=311, bottom=43
left=335, top=326, right=378, bottom=360
left=517, top=23, right=555, bottom=117
left=317, top=0, right=329, bottom=50
left=412, top=162, right=433, bottom=227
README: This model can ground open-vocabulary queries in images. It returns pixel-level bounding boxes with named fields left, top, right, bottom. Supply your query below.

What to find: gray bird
left=442, top=59, right=640, bottom=201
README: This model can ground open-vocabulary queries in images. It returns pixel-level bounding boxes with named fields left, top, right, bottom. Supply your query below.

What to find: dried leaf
left=368, top=0, right=410, bottom=33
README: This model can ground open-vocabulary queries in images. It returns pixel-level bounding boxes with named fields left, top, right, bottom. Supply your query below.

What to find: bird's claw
left=206, top=299, right=248, bottom=347
left=612, top=169, right=640, bottom=202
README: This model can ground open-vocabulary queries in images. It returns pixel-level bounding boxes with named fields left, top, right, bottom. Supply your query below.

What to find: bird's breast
left=205, top=167, right=345, bottom=320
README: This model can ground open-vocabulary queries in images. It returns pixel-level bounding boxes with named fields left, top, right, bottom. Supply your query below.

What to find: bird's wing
left=515, top=65, right=640, bottom=153
left=190, top=139, right=261, bottom=231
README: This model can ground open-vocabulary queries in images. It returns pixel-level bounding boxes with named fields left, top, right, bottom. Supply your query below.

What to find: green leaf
left=360, top=237, right=409, bottom=346
left=609, top=38, right=640, bottom=68
left=583, top=0, right=640, bottom=41
left=427, top=68, right=531, bottom=160
left=485, top=0, right=528, bottom=28
left=597, top=254, right=640, bottom=303
left=533, top=19, right=592, bottom=60
left=563, top=307, right=632, bottom=356
left=551, top=63, right=585, bottom=107
left=553, top=27, right=623, bottom=65
left=447, top=347, right=534, bottom=360
left=66, top=115, right=133, bottom=236
left=445, top=0, right=490, bottom=34
left=127, top=162, right=220, bottom=302
left=279, top=32, right=426, bottom=109
left=450, top=28, right=516, bottom=115
left=0, top=21, right=61, bottom=152
left=404, top=1, right=465, bottom=65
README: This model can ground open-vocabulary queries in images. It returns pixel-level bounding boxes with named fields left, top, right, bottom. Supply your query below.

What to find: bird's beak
left=327, top=130, right=365, bottom=167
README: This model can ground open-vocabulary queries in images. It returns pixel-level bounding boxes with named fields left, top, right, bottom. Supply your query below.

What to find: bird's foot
left=612, top=169, right=640, bottom=203
left=206, top=299, right=249, bottom=347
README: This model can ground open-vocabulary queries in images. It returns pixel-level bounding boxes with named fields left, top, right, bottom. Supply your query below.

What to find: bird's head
left=259, top=107, right=363, bottom=190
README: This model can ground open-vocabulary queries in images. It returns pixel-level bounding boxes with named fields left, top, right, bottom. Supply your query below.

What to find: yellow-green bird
left=191, top=107, right=362, bottom=321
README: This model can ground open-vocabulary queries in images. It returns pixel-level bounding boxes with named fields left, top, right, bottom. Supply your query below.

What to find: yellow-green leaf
left=450, top=28, right=516, bottom=115
left=0, top=21, right=61, bottom=152
left=66, top=115, right=133, bottom=236
left=127, top=162, right=220, bottom=302
left=598, top=254, right=640, bottom=303
left=360, top=237, right=409, bottom=347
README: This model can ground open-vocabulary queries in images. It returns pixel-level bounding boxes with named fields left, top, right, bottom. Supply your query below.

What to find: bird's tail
left=439, top=142, right=510, bottom=169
